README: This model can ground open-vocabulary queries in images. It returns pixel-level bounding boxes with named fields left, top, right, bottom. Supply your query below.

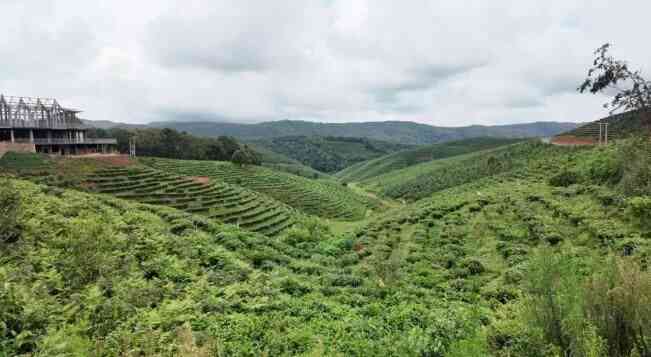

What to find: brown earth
left=551, top=135, right=598, bottom=146
left=191, top=176, right=211, bottom=185
left=79, top=154, right=134, bottom=167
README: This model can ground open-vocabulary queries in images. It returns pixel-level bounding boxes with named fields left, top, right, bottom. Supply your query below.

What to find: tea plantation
left=1, top=138, right=651, bottom=356
left=336, top=137, right=523, bottom=182
left=86, top=166, right=296, bottom=236
left=142, top=157, right=380, bottom=220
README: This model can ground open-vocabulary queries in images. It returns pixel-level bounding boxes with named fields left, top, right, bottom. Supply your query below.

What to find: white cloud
left=0, top=0, right=649, bottom=126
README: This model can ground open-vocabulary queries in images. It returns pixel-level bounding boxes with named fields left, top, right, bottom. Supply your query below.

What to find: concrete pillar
left=29, top=129, right=34, bottom=143
left=47, top=130, right=52, bottom=143
left=10, top=129, right=14, bottom=143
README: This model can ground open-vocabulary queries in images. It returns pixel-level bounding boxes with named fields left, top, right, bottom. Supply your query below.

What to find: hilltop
left=553, top=110, right=651, bottom=145
left=146, top=120, right=579, bottom=145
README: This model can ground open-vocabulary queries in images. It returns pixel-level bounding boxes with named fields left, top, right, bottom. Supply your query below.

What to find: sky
left=1, top=0, right=650, bottom=126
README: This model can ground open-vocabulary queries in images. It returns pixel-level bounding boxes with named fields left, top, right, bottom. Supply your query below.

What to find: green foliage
left=252, top=135, right=413, bottom=172
left=628, top=196, right=651, bottom=228
left=4, top=131, right=651, bottom=356
left=337, top=137, right=523, bottom=182
left=548, top=169, right=579, bottom=187
left=584, top=258, right=651, bottom=357
left=0, top=179, right=20, bottom=244
left=100, top=127, right=259, bottom=164
left=363, top=141, right=559, bottom=201
left=151, top=119, right=578, bottom=146
left=262, top=162, right=333, bottom=180
left=143, top=157, right=379, bottom=220
left=85, top=166, right=296, bottom=236
left=521, top=249, right=588, bottom=354
left=618, top=136, right=651, bottom=196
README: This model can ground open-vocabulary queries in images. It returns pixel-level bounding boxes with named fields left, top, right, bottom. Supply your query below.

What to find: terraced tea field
left=336, top=137, right=522, bottom=182
left=141, top=158, right=380, bottom=220
left=86, top=166, right=296, bottom=236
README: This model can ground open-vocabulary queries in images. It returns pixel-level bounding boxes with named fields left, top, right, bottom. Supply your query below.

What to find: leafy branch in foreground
left=579, top=43, right=651, bottom=119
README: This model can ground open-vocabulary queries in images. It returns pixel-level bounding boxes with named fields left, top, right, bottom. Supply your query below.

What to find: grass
left=141, top=157, right=382, bottom=220
left=336, top=137, right=524, bottom=182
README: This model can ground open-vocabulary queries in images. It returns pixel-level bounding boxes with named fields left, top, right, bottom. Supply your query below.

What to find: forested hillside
left=90, top=127, right=260, bottom=165
left=337, top=137, right=523, bottom=182
left=251, top=136, right=413, bottom=172
left=147, top=120, right=579, bottom=145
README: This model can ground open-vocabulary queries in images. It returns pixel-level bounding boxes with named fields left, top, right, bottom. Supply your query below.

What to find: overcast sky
left=1, top=0, right=649, bottom=126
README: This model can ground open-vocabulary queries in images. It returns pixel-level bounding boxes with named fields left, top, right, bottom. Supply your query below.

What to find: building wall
left=0, top=142, right=36, bottom=158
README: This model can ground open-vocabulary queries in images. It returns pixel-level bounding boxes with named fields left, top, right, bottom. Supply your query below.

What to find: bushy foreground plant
left=0, top=178, right=20, bottom=244
left=494, top=248, right=651, bottom=357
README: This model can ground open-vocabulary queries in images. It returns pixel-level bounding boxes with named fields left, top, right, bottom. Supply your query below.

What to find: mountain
left=147, top=120, right=580, bottom=145
left=81, top=119, right=145, bottom=129
left=251, top=136, right=414, bottom=173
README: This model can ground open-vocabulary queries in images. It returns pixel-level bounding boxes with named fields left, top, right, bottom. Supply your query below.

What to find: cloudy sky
left=1, top=0, right=649, bottom=126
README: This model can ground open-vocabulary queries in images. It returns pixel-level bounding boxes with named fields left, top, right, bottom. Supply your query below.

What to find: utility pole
left=597, top=122, right=609, bottom=146
left=129, top=137, right=136, bottom=157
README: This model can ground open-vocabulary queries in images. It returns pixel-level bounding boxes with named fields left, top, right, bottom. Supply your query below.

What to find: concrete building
left=0, top=95, right=117, bottom=156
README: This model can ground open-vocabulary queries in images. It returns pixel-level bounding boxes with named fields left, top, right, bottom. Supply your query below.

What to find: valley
left=2, top=126, right=650, bottom=355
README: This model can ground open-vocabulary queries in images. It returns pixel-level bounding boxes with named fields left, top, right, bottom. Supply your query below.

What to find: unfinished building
left=0, top=95, right=117, bottom=156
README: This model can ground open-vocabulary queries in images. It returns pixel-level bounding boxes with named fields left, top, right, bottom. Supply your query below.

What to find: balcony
left=13, top=138, right=117, bottom=145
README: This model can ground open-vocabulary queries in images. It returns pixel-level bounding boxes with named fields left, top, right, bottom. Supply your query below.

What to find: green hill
left=141, top=157, right=380, bottom=220
left=251, top=136, right=413, bottom=172
left=337, top=137, right=523, bottom=182
left=262, top=162, right=334, bottom=180
left=556, top=110, right=651, bottom=143
left=148, top=119, right=580, bottom=145
left=3, top=138, right=650, bottom=356
left=0, top=153, right=297, bottom=236
left=85, top=166, right=296, bottom=236
left=361, top=141, right=566, bottom=201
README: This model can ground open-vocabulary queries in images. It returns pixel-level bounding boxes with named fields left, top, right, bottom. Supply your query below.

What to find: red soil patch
left=551, top=135, right=598, bottom=146
left=85, top=155, right=134, bottom=167
left=191, top=176, right=211, bottom=185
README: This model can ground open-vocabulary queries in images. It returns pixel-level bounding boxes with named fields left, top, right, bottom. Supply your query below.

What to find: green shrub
left=584, top=258, right=651, bottom=357
left=548, top=170, right=579, bottom=187
left=618, top=137, right=651, bottom=196
left=462, top=258, right=486, bottom=275
left=0, top=179, right=21, bottom=244
left=628, top=196, right=651, bottom=229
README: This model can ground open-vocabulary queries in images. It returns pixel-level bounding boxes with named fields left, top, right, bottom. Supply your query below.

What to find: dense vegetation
left=262, top=163, right=333, bottom=180
left=337, top=137, right=523, bottom=182
left=147, top=120, right=579, bottom=145
left=89, top=127, right=260, bottom=165
left=251, top=136, right=412, bottom=172
left=2, top=136, right=650, bottom=356
left=142, top=157, right=379, bottom=220
left=360, top=141, right=556, bottom=201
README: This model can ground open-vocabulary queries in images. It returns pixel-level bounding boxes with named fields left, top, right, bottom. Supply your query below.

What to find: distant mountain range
left=83, top=119, right=580, bottom=146
left=146, top=120, right=580, bottom=145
